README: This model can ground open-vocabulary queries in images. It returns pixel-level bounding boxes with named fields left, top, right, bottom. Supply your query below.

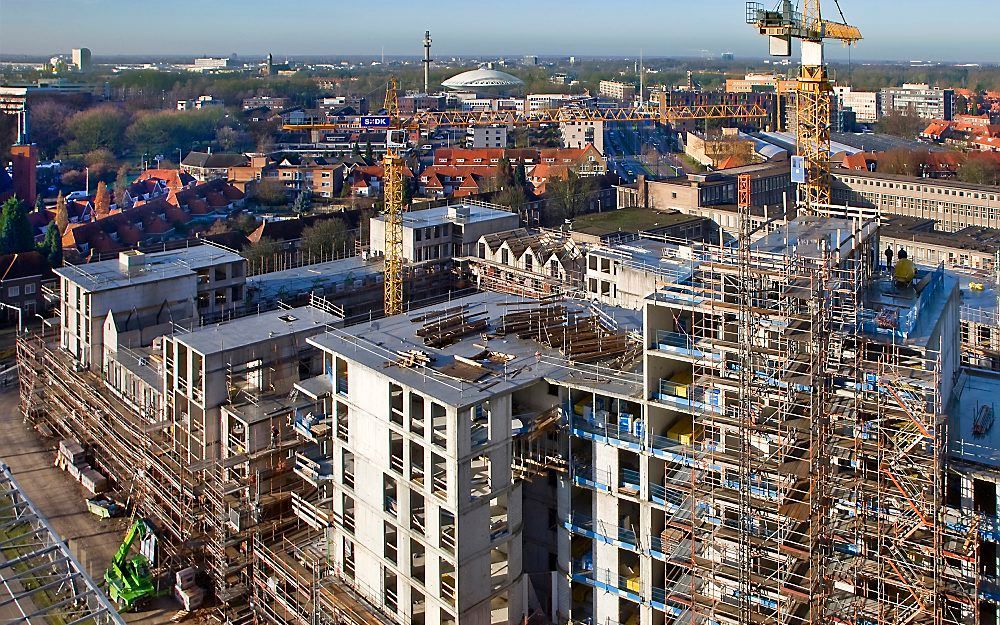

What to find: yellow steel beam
left=282, top=103, right=768, bottom=132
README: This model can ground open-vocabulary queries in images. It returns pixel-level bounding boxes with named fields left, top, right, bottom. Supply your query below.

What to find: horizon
left=1, top=0, right=999, bottom=64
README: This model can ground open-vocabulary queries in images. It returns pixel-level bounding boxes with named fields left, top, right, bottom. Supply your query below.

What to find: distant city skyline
left=1, top=0, right=999, bottom=63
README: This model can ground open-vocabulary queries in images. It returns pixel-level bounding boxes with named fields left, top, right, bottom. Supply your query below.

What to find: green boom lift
left=105, top=518, right=156, bottom=611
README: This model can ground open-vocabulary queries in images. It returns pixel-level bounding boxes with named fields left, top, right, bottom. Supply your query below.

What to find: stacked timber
left=417, top=309, right=489, bottom=348
left=497, top=303, right=637, bottom=364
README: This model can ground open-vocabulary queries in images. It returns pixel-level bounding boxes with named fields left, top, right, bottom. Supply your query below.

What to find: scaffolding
left=647, top=213, right=977, bottom=625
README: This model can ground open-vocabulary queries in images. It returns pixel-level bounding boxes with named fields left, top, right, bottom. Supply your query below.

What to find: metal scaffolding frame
left=646, top=213, right=977, bottom=625
left=0, top=463, right=125, bottom=625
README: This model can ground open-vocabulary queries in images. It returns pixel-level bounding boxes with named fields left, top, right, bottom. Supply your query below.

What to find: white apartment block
left=880, top=83, right=955, bottom=120
left=467, top=125, right=509, bottom=149
left=561, top=120, right=605, bottom=154
left=833, top=86, right=881, bottom=123
left=55, top=247, right=246, bottom=368
left=599, top=81, right=637, bottom=102
left=369, top=203, right=520, bottom=263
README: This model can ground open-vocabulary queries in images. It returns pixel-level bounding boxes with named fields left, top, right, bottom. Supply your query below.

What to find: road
left=0, top=385, right=181, bottom=623
left=606, top=125, right=685, bottom=182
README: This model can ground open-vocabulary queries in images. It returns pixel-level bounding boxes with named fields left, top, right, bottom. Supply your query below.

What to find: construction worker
left=894, top=249, right=916, bottom=288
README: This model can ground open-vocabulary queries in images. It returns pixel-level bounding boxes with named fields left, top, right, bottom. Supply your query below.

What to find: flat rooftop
left=175, top=305, right=339, bottom=356
left=308, top=292, right=643, bottom=409
left=247, top=255, right=384, bottom=303
left=589, top=236, right=698, bottom=282
left=55, top=245, right=244, bottom=292
left=373, top=203, right=515, bottom=229
left=752, top=215, right=873, bottom=259
left=951, top=369, right=1000, bottom=469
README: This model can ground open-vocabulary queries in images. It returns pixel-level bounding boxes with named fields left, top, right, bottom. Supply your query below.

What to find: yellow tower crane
left=287, top=83, right=770, bottom=316
left=747, top=0, right=861, bottom=213
left=382, top=77, right=406, bottom=316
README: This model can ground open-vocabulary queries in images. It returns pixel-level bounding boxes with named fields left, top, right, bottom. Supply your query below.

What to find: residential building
left=417, top=165, right=497, bottom=198
left=833, top=85, right=881, bottom=123
left=55, top=247, right=246, bottom=367
left=229, top=154, right=344, bottom=198
left=242, top=96, right=289, bottom=111
left=584, top=237, right=693, bottom=309
left=299, top=291, right=632, bottom=625
left=399, top=95, right=447, bottom=114
left=0, top=251, right=51, bottom=317
left=724, top=73, right=797, bottom=95
left=71, top=48, right=92, bottom=73
left=177, top=95, right=224, bottom=111
left=369, top=203, right=519, bottom=262
left=467, top=125, right=509, bottom=149
left=191, top=57, right=235, bottom=72
left=599, top=81, right=636, bottom=102
left=561, top=120, right=605, bottom=153
left=60, top=178, right=245, bottom=259
left=470, top=228, right=584, bottom=297
left=881, top=83, right=955, bottom=120
left=181, top=151, right=248, bottom=181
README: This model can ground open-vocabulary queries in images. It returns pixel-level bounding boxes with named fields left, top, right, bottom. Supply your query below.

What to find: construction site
left=6, top=2, right=1000, bottom=625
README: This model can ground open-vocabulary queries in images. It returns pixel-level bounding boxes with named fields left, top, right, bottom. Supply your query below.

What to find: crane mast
left=383, top=77, right=406, bottom=316
left=747, top=0, right=861, bottom=214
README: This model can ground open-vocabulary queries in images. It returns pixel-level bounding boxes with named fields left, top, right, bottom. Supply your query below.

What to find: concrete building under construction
left=13, top=211, right=1000, bottom=625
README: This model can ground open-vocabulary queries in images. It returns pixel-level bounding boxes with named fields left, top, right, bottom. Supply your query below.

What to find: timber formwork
left=649, top=219, right=977, bottom=625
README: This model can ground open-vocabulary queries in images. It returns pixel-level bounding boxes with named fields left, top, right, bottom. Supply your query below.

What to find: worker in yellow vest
left=894, top=249, right=915, bottom=288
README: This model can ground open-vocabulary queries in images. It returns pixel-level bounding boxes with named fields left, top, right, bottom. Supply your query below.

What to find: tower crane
left=747, top=0, right=861, bottom=213
left=286, top=84, right=769, bottom=316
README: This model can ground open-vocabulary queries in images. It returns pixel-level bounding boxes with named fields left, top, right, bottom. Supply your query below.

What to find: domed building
left=441, top=68, right=524, bottom=94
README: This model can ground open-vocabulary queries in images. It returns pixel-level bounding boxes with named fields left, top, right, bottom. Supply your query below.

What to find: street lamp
left=0, top=302, right=23, bottom=334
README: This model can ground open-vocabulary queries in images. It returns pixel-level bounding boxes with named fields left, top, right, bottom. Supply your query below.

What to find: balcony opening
left=469, top=453, right=491, bottom=500
left=431, top=452, right=447, bottom=498
left=411, top=591, right=426, bottom=625
left=342, top=449, right=355, bottom=490
left=343, top=538, right=355, bottom=579
left=342, top=494, right=355, bottom=534
left=618, top=449, right=641, bottom=498
left=390, top=383, right=404, bottom=426
left=384, top=522, right=397, bottom=564
left=471, top=401, right=489, bottom=450
left=490, top=591, right=510, bottom=625
left=440, top=559, right=456, bottom=607
left=335, top=357, right=348, bottom=395
left=410, top=441, right=425, bottom=485
left=390, top=431, right=404, bottom=474
left=440, top=508, right=456, bottom=554
left=411, top=538, right=426, bottom=585
left=384, top=474, right=398, bottom=516
left=490, top=543, right=510, bottom=591
left=490, top=494, right=509, bottom=542
left=410, top=392, right=425, bottom=437
left=431, top=402, right=447, bottom=448
left=337, top=401, right=348, bottom=442
left=384, top=569, right=398, bottom=613
left=411, top=491, right=426, bottom=535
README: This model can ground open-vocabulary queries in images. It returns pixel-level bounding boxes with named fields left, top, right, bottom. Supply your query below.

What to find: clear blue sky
left=1, top=0, right=997, bottom=62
